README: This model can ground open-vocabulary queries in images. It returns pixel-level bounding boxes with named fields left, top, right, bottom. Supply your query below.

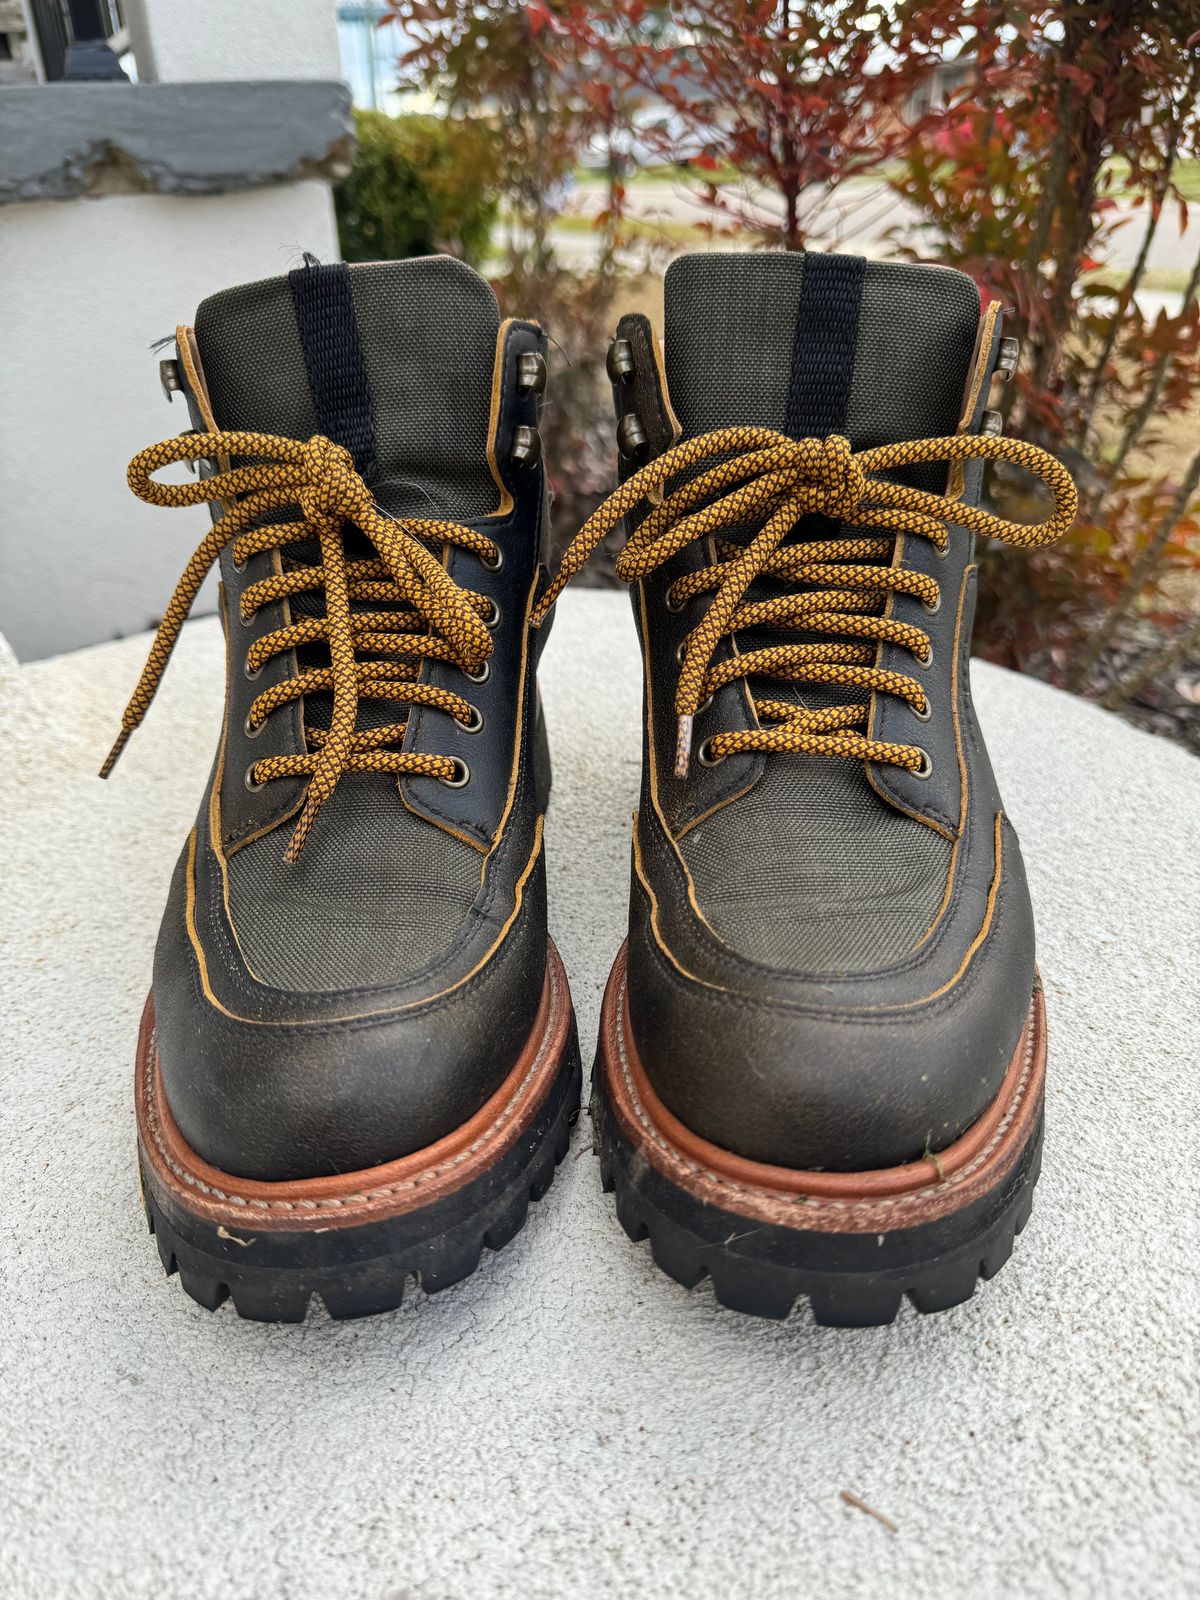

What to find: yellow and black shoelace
left=102, top=430, right=498, bottom=860
left=532, top=427, right=1077, bottom=777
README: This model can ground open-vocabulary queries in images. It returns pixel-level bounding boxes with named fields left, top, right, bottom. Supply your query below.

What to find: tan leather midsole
left=136, top=939, right=573, bottom=1233
left=598, top=942, right=1045, bottom=1236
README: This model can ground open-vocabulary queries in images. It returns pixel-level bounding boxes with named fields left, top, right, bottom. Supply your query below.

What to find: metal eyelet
left=511, top=425, right=542, bottom=468
left=664, top=587, right=685, bottom=614
left=243, top=657, right=262, bottom=681
left=439, top=758, right=471, bottom=788
left=482, top=545, right=504, bottom=572
left=913, top=750, right=934, bottom=779
left=917, top=644, right=934, bottom=669
left=617, top=413, right=649, bottom=459
left=482, top=597, right=501, bottom=628
left=243, top=764, right=266, bottom=792
left=697, top=694, right=713, bottom=715
left=464, top=659, right=490, bottom=684
left=996, top=335, right=1020, bottom=380
left=675, top=638, right=688, bottom=665
left=697, top=737, right=725, bottom=767
left=923, top=591, right=942, bottom=615
left=461, top=706, right=484, bottom=734
left=160, top=357, right=183, bottom=401
left=606, top=338, right=635, bottom=383
left=517, top=350, right=548, bottom=394
left=913, top=696, right=932, bottom=722
left=243, top=712, right=265, bottom=738
left=239, top=605, right=257, bottom=629
left=231, top=552, right=247, bottom=575
left=934, top=540, right=950, bottom=560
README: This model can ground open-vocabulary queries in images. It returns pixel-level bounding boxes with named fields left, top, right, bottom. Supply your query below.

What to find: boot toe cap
left=150, top=838, right=547, bottom=1182
left=625, top=925, right=1035, bottom=1174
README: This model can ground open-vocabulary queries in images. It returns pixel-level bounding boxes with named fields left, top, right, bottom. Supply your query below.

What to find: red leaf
left=526, top=1, right=559, bottom=38
left=1056, top=65, right=1095, bottom=93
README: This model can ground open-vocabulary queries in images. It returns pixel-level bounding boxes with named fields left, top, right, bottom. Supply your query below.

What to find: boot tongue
left=193, top=256, right=502, bottom=738
left=662, top=251, right=981, bottom=481
left=193, top=256, right=502, bottom=520
left=661, top=251, right=984, bottom=730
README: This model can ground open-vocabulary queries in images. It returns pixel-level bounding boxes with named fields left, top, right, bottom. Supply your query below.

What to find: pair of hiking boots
left=111, top=251, right=1075, bottom=1327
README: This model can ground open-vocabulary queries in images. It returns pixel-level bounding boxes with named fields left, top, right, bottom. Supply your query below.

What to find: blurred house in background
left=0, top=0, right=351, bottom=661
left=336, top=1, right=418, bottom=114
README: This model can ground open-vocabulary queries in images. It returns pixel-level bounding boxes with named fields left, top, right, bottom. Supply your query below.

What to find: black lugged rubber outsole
left=591, top=1066, right=1041, bottom=1327
left=140, top=1033, right=582, bottom=1322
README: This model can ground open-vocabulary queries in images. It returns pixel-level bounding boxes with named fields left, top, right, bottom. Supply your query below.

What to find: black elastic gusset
left=287, top=261, right=379, bottom=482
left=784, top=252, right=866, bottom=441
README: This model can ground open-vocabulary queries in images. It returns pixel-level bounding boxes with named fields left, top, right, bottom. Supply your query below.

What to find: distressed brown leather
left=138, top=941, right=573, bottom=1233
left=599, top=942, right=1045, bottom=1235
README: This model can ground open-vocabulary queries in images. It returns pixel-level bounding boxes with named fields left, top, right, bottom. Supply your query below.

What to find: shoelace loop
left=102, top=429, right=500, bottom=860
left=532, top=426, right=1076, bottom=778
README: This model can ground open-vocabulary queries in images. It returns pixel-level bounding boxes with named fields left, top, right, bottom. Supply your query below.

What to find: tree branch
left=1103, top=611, right=1200, bottom=710
left=1069, top=443, right=1200, bottom=690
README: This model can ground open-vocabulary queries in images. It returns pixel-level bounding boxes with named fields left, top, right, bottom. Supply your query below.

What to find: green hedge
left=335, top=110, right=499, bottom=267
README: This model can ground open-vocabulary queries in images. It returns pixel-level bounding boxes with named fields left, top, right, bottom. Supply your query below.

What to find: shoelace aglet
left=674, top=713, right=694, bottom=781
left=98, top=726, right=132, bottom=780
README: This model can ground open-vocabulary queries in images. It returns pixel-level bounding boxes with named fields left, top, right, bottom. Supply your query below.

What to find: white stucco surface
left=0, top=184, right=338, bottom=661
left=1, top=590, right=1197, bottom=1599
left=125, top=0, right=342, bottom=84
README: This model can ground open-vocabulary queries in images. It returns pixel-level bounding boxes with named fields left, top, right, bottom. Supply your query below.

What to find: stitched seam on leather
left=484, top=316, right=518, bottom=516
left=638, top=625, right=995, bottom=991
left=403, top=355, right=543, bottom=846
left=184, top=823, right=542, bottom=1026
left=612, top=973, right=1036, bottom=1217
left=631, top=825, right=725, bottom=991
left=144, top=960, right=562, bottom=1212
left=635, top=581, right=737, bottom=913
left=634, top=803, right=1008, bottom=1011
left=632, top=827, right=1011, bottom=1024
left=868, top=538, right=966, bottom=834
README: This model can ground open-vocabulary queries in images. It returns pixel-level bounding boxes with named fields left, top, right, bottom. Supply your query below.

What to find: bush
left=335, top=110, right=500, bottom=267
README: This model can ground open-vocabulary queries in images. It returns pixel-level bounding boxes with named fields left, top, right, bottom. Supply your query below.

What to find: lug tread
left=140, top=1046, right=581, bottom=1322
left=619, top=1197, right=1036, bottom=1327
left=594, top=1072, right=1042, bottom=1328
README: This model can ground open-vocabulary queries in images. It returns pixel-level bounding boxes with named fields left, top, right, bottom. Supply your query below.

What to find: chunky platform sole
left=136, top=941, right=581, bottom=1321
left=592, top=944, right=1045, bottom=1327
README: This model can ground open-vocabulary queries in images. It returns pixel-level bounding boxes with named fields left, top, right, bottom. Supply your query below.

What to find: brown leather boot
left=536, top=250, right=1074, bottom=1325
left=108, top=257, right=580, bottom=1319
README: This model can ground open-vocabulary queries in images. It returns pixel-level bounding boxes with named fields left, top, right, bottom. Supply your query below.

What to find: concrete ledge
left=2, top=591, right=1197, bottom=1597
left=0, top=81, right=354, bottom=204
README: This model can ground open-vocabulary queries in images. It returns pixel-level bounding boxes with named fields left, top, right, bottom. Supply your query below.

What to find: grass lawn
left=1084, top=266, right=1197, bottom=297
left=574, top=157, right=1200, bottom=204
left=553, top=211, right=711, bottom=245
left=1105, top=157, right=1200, bottom=203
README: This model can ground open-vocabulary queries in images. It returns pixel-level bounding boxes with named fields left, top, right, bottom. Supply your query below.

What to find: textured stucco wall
left=125, top=0, right=342, bottom=84
left=0, top=185, right=339, bottom=660
left=0, top=0, right=348, bottom=660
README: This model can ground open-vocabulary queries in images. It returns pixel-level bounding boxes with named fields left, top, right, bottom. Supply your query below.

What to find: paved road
left=553, top=177, right=1199, bottom=299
